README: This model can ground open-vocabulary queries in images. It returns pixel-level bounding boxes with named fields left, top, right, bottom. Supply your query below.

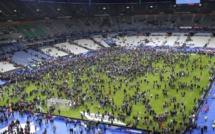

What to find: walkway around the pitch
left=192, top=83, right=215, bottom=134
left=0, top=110, right=154, bottom=134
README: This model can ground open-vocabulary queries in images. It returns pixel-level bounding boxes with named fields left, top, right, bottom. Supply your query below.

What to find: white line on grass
left=184, top=73, right=207, bottom=105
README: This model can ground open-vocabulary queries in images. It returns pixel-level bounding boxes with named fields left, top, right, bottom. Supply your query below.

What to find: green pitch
left=0, top=53, right=214, bottom=132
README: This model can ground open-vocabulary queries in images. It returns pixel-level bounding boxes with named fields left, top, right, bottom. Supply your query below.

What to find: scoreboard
left=176, top=0, right=201, bottom=4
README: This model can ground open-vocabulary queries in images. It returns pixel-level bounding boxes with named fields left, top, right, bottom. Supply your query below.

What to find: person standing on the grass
left=58, top=109, right=61, bottom=115
left=161, top=123, right=164, bottom=130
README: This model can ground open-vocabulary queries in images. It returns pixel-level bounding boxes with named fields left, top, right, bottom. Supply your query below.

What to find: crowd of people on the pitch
left=0, top=46, right=214, bottom=134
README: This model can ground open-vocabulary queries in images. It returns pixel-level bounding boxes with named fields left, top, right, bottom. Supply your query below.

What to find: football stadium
left=0, top=0, right=215, bottom=134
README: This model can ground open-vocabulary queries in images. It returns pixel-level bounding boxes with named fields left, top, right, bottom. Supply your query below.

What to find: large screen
left=176, top=0, right=200, bottom=4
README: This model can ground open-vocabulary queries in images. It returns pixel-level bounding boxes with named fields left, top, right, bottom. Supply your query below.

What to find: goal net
left=47, top=98, right=71, bottom=111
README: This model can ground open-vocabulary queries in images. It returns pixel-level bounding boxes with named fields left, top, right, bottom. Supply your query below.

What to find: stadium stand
left=54, top=42, right=89, bottom=55
left=93, top=36, right=110, bottom=48
left=73, top=39, right=102, bottom=50
left=0, top=61, right=20, bottom=73
left=40, top=45, right=68, bottom=57
left=27, top=49, right=52, bottom=60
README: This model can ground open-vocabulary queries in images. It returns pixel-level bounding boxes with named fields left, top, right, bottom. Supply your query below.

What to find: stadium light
left=199, top=3, right=202, bottom=7
left=126, top=6, right=130, bottom=9
left=103, top=7, right=106, bottom=10
left=149, top=5, right=153, bottom=9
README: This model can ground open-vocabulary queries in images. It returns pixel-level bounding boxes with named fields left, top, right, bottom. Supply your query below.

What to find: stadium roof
left=8, top=0, right=175, bottom=4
